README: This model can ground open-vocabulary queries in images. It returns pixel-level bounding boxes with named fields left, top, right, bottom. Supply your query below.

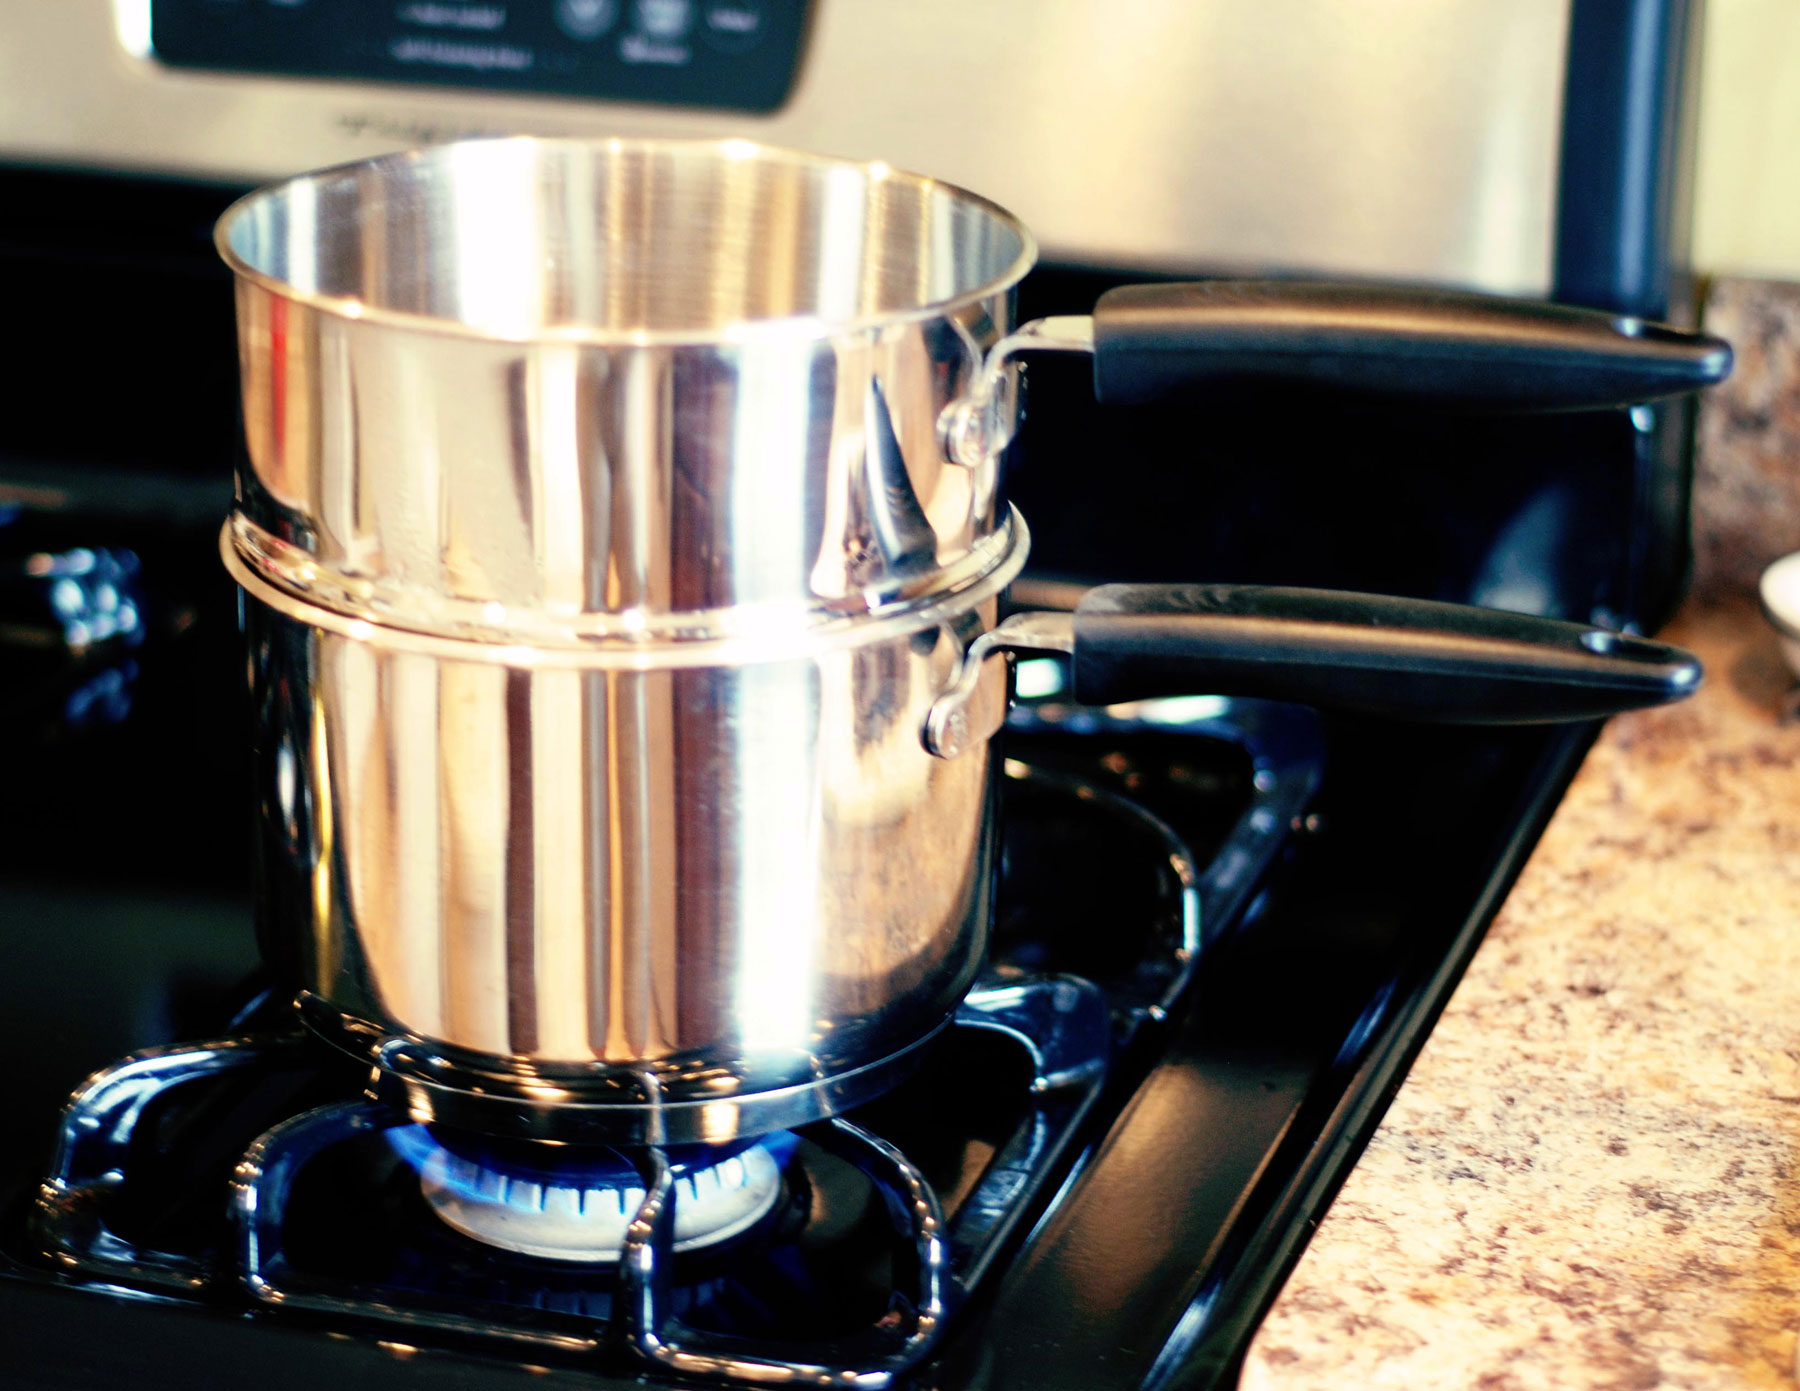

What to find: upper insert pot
left=216, top=138, right=1726, bottom=1145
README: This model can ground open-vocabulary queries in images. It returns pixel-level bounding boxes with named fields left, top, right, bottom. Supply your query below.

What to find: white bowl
left=1759, top=551, right=1800, bottom=680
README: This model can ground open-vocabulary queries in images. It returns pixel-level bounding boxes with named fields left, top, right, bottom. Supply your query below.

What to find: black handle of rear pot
left=1090, top=281, right=1732, bottom=411
left=1069, top=584, right=1702, bottom=724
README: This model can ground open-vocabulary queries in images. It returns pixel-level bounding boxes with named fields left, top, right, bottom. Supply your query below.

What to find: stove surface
left=0, top=512, right=1594, bottom=1388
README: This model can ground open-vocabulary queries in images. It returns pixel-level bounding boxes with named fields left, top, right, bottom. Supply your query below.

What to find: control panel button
left=701, top=1, right=763, bottom=51
left=556, top=0, right=619, bottom=40
left=634, top=0, right=693, bottom=39
left=152, top=0, right=808, bottom=112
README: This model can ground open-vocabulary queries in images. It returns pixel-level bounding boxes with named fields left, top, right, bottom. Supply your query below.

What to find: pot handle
left=920, top=585, right=1699, bottom=757
left=1089, top=281, right=1733, bottom=411
left=1069, top=584, right=1699, bottom=723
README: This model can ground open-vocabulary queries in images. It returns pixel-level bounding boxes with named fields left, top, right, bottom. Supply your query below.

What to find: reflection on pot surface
left=245, top=591, right=1008, bottom=1123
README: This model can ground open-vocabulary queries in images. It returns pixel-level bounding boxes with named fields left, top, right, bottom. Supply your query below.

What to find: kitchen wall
left=1694, top=0, right=1800, bottom=278
left=1685, top=0, right=1800, bottom=601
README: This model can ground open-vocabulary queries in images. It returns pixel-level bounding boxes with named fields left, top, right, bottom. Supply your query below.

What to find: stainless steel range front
left=2, top=0, right=1575, bottom=291
left=0, top=4, right=1711, bottom=1389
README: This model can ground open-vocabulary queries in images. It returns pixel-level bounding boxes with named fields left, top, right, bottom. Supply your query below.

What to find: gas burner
left=33, top=976, right=1118, bottom=1385
left=25, top=709, right=1318, bottom=1387
left=393, top=1128, right=788, bottom=1262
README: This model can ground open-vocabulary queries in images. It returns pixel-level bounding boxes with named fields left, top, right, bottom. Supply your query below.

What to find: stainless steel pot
left=216, top=137, right=1726, bottom=1144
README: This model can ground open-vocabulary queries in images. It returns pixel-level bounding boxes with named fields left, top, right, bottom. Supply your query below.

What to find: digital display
left=149, top=0, right=811, bottom=113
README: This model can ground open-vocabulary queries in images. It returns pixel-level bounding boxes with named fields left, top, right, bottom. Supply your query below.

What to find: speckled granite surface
left=1695, top=279, right=1800, bottom=602
left=1240, top=278, right=1800, bottom=1391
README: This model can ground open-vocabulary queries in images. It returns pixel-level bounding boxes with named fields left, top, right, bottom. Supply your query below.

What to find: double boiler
left=217, top=137, right=1725, bottom=1144
left=224, top=139, right=1041, bottom=1143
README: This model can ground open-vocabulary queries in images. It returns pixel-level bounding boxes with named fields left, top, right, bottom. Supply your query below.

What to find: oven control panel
left=148, top=0, right=810, bottom=112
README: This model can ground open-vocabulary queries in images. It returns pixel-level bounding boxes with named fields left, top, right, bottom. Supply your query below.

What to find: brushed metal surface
left=220, top=139, right=1031, bottom=644
left=242, top=591, right=1007, bottom=1102
left=1, top=0, right=1569, bottom=293
left=221, top=140, right=1023, bottom=1124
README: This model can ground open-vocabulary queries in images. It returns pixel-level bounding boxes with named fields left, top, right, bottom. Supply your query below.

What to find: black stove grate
left=32, top=980, right=1110, bottom=1385
left=23, top=704, right=1315, bottom=1387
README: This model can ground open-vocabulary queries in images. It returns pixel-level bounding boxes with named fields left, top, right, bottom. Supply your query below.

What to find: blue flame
left=388, top=1124, right=799, bottom=1211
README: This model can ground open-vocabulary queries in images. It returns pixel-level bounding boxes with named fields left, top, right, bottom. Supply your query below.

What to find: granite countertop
left=1241, top=278, right=1800, bottom=1390
left=1242, top=598, right=1800, bottom=1389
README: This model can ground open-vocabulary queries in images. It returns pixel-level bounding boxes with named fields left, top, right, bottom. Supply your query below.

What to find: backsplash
left=1693, top=276, right=1800, bottom=602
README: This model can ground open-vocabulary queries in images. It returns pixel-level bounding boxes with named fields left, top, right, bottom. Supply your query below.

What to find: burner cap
left=392, top=1128, right=786, bottom=1263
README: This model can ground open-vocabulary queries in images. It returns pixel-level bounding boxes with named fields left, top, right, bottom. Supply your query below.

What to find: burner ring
left=399, top=1130, right=786, bottom=1263
left=301, top=992, right=950, bottom=1145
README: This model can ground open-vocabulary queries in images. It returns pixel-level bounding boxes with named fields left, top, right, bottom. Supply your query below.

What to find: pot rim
left=223, top=509, right=1031, bottom=668
left=213, top=135, right=1040, bottom=348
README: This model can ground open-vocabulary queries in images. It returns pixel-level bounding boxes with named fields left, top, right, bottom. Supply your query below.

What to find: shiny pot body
left=219, top=140, right=1033, bottom=1134
left=239, top=579, right=1007, bottom=1128
left=221, top=139, right=1031, bottom=642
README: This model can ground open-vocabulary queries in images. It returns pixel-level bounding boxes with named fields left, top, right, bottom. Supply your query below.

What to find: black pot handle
left=1070, top=584, right=1700, bottom=724
left=1090, top=281, right=1732, bottom=411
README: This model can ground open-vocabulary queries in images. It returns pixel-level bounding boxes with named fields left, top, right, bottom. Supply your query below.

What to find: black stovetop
left=0, top=505, right=1595, bottom=1390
